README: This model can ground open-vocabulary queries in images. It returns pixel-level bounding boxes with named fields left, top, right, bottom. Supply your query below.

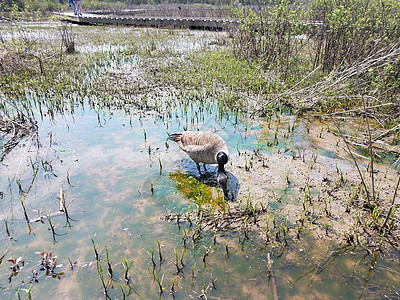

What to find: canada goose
left=168, top=131, right=229, bottom=199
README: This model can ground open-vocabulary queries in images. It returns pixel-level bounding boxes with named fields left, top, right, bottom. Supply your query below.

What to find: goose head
left=217, top=171, right=229, bottom=199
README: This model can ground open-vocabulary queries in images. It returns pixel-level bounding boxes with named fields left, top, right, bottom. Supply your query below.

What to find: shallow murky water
left=0, top=100, right=255, bottom=298
left=1, top=102, right=399, bottom=299
left=1, top=23, right=400, bottom=299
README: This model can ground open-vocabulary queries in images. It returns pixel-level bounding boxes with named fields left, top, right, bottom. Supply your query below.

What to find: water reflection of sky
left=0, top=99, right=258, bottom=297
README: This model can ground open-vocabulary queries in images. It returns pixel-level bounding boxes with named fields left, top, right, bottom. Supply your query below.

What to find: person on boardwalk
left=75, top=0, right=83, bottom=16
left=69, top=0, right=76, bottom=15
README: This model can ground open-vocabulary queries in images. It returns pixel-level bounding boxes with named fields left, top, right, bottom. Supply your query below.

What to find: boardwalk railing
left=55, top=12, right=238, bottom=30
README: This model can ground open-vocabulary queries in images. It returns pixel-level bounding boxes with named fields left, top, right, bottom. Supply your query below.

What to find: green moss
left=169, top=170, right=224, bottom=207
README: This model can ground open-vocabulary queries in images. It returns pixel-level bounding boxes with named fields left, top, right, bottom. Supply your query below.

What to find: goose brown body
left=169, top=131, right=229, bottom=165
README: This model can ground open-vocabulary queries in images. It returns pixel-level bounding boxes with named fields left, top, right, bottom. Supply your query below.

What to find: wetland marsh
left=1, top=20, right=400, bottom=299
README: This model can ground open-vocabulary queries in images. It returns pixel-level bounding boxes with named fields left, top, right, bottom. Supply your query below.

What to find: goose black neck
left=218, top=164, right=226, bottom=174
left=217, top=152, right=228, bottom=174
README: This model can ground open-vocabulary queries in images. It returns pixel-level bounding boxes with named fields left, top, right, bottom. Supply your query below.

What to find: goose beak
left=217, top=172, right=229, bottom=200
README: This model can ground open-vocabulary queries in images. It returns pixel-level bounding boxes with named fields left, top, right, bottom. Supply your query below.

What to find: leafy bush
left=309, top=0, right=400, bottom=72
left=229, top=0, right=400, bottom=114
left=232, top=0, right=308, bottom=76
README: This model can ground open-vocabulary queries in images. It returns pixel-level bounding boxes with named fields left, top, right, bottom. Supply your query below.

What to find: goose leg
left=196, top=163, right=202, bottom=175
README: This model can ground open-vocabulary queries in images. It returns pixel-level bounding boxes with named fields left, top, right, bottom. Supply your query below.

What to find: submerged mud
left=0, top=115, right=38, bottom=161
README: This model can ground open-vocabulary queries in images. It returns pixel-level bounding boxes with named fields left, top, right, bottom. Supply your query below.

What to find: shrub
left=309, top=0, right=400, bottom=72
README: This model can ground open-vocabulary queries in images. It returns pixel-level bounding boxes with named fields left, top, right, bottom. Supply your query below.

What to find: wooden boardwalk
left=55, top=12, right=238, bottom=30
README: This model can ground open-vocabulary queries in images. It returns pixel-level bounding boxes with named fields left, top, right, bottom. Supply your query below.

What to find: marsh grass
left=91, top=239, right=140, bottom=299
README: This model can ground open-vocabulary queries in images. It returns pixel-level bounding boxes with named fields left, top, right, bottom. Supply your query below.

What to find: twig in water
left=329, top=113, right=371, bottom=205
left=380, top=173, right=400, bottom=232
left=357, top=62, right=375, bottom=206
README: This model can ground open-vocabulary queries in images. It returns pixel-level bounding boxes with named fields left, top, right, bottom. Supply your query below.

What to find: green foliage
left=309, top=0, right=400, bottom=72
left=1, top=0, right=25, bottom=12
left=232, top=0, right=308, bottom=74
left=0, top=0, right=64, bottom=13
left=227, top=0, right=400, bottom=115
left=306, top=0, right=400, bottom=111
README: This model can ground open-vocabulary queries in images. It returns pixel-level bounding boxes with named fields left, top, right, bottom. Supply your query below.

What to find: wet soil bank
left=163, top=117, right=400, bottom=253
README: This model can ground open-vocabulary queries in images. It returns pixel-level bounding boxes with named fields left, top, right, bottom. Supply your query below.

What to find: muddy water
left=0, top=102, right=398, bottom=299
left=1, top=25, right=400, bottom=299
left=0, top=102, right=253, bottom=298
